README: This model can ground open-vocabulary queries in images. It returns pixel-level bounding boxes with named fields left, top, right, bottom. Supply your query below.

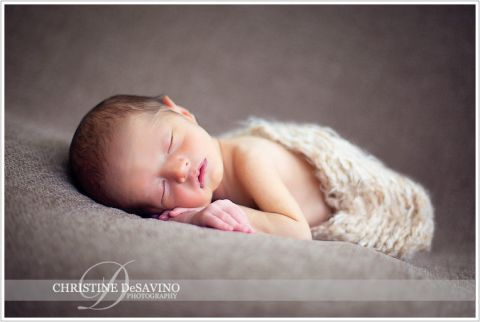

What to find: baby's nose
left=170, top=157, right=190, bottom=183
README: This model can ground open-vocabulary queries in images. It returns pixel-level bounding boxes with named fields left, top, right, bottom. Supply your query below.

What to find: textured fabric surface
left=5, top=5, right=475, bottom=317
left=223, top=118, right=434, bottom=259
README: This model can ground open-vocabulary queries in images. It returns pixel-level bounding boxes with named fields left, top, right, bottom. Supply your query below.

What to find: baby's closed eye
left=167, top=131, right=173, bottom=153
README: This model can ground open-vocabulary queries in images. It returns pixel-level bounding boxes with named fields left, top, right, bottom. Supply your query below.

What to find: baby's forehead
left=112, top=109, right=180, bottom=147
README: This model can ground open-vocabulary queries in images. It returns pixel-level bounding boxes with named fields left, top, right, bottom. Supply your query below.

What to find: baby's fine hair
left=69, top=94, right=167, bottom=206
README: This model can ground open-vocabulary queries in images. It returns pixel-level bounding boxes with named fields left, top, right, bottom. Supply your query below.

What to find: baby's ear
left=160, top=95, right=176, bottom=108
left=153, top=94, right=166, bottom=104
left=160, top=95, right=198, bottom=124
left=153, top=94, right=177, bottom=109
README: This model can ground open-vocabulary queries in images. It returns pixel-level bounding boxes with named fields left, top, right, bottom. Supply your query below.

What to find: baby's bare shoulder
left=232, top=135, right=283, bottom=156
left=230, top=136, right=273, bottom=169
left=231, top=136, right=293, bottom=177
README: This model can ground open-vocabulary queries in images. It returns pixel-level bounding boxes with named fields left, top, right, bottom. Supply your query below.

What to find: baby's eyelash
left=167, top=132, right=173, bottom=153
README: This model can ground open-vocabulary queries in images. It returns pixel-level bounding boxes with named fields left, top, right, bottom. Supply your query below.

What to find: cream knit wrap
left=222, top=118, right=435, bottom=259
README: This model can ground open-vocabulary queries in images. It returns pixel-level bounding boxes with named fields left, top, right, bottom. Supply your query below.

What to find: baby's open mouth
left=198, top=158, right=207, bottom=188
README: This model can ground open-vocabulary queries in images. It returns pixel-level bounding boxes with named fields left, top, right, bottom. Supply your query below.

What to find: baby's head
left=69, top=94, right=224, bottom=215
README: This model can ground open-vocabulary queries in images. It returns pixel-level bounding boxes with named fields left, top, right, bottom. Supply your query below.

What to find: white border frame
left=1, top=1, right=478, bottom=321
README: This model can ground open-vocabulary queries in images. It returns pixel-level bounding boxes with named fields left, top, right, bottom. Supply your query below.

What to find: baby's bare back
left=234, top=136, right=333, bottom=227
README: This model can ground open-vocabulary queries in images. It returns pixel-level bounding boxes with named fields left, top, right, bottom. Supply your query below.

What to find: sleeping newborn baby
left=69, top=94, right=434, bottom=259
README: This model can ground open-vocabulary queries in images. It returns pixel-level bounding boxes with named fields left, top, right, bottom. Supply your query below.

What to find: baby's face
left=105, top=110, right=224, bottom=213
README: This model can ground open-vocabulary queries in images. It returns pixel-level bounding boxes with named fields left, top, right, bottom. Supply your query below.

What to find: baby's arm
left=159, top=200, right=311, bottom=240
left=232, top=146, right=313, bottom=240
left=237, top=205, right=312, bottom=240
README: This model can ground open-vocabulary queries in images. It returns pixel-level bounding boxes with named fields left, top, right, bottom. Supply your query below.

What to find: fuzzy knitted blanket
left=223, top=118, right=435, bottom=259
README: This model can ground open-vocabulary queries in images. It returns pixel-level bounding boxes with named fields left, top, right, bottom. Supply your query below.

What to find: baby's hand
left=194, top=200, right=254, bottom=233
left=160, top=200, right=254, bottom=234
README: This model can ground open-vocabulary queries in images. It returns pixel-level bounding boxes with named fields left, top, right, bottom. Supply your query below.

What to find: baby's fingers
left=227, top=207, right=254, bottom=233
left=203, top=213, right=234, bottom=231
left=167, top=208, right=186, bottom=217
left=204, top=204, right=238, bottom=228
left=169, top=207, right=204, bottom=217
left=159, top=214, right=170, bottom=221
left=213, top=211, right=250, bottom=233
